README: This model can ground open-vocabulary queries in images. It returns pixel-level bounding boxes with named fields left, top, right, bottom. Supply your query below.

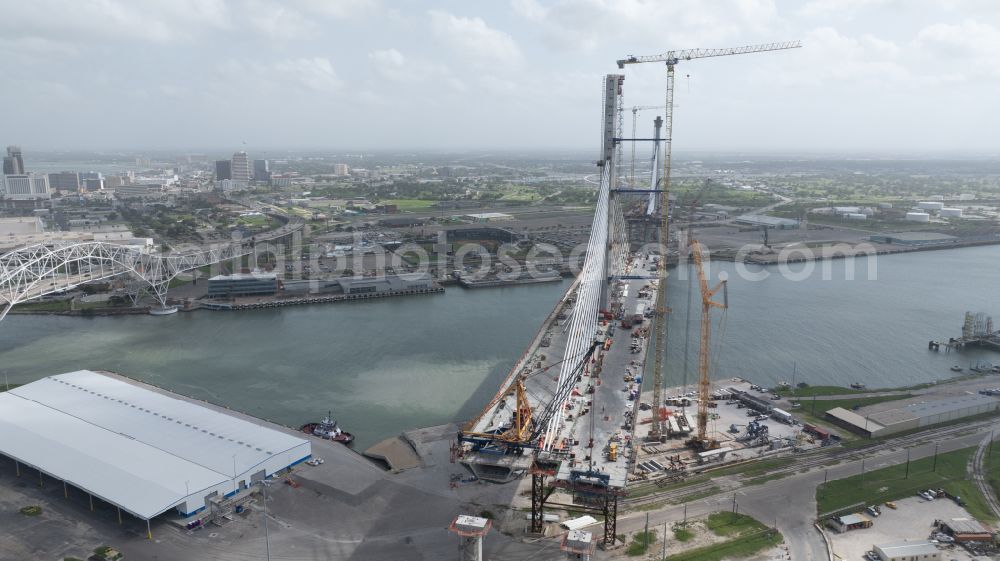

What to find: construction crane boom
left=690, top=240, right=727, bottom=446
left=615, top=39, right=799, bottom=442
left=616, top=41, right=802, bottom=68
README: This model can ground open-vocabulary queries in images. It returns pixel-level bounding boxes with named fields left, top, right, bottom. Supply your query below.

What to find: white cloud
left=368, top=48, right=467, bottom=91
left=0, top=0, right=230, bottom=44
left=917, top=18, right=1000, bottom=57
left=296, top=0, right=381, bottom=19
left=769, top=27, right=908, bottom=86
left=272, top=57, right=342, bottom=92
left=429, top=10, right=522, bottom=65
left=510, top=0, right=784, bottom=54
left=246, top=1, right=318, bottom=40
left=511, top=0, right=548, bottom=22
left=0, top=37, right=79, bottom=60
left=797, top=0, right=893, bottom=19
left=913, top=19, right=1000, bottom=80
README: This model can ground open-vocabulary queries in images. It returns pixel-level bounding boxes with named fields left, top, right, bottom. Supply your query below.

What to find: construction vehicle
left=684, top=240, right=727, bottom=451
left=458, top=341, right=602, bottom=454
left=607, top=442, right=618, bottom=461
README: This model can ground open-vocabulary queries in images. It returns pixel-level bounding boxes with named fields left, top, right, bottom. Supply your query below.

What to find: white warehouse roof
left=875, top=540, right=938, bottom=557
left=0, top=370, right=310, bottom=519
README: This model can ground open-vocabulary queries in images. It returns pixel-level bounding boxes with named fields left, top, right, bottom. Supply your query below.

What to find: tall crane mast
left=689, top=239, right=726, bottom=448
left=616, top=41, right=800, bottom=442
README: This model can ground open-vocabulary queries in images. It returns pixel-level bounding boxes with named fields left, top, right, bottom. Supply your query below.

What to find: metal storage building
left=0, top=370, right=310, bottom=523
left=827, top=394, right=999, bottom=437
left=873, top=540, right=940, bottom=561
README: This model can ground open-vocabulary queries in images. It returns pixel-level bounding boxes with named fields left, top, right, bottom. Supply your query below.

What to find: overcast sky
left=2, top=0, right=998, bottom=153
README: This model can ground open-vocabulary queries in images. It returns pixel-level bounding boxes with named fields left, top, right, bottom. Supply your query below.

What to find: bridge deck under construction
left=461, top=252, right=657, bottom=490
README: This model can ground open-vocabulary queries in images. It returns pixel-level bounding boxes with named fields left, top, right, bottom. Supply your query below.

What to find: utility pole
left=661, top=521, right=667, bottom=561
left=644, top=513, right=649, bottom=552
left=261, top=481, right=271, bottom=561
left=991, top=429, right=995, bottom=459
left=933, top=444, right=939, bottom=472
left=860, top=459, right=865, bottom=488
left=905, top=448, right=910, bottom=479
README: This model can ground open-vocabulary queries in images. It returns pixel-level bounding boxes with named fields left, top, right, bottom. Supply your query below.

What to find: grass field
left=667, top=513, right=783, bottom=561
left=625, top=530, right=658, bottom=556
left=816, top=446, right=996, bottom=522
left=777, top=385, right=867, bottom=398
left=791, top=394, right=914, bottom=427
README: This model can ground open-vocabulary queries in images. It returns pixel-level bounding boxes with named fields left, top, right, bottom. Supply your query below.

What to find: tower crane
left=687, top=239, right=727, bottom=450
left=616, top=41, right=800, bottom=442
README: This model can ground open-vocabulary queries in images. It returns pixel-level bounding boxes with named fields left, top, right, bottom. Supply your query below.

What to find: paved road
left=613, top=426, right=994, bottom=561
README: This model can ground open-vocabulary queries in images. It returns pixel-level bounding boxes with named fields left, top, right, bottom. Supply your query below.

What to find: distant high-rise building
left=215, top=160, right=232, bottom=181
left=231, top=152, right=251, bottom=183
left=48, top=171, right=81, bottom=192
left=333, top=163, right=350, bottom=176
left=104, top=175, right=125, bottom=190
left=253, top=159, right=270, bottom=182
left=3, top=146, right=25, bottom=175
left=82, top=178, right=104, bottom=192
left=1, top=173, right=50, bottom=199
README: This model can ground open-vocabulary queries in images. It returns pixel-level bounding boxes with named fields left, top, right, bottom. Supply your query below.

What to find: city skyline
left=1, top=1, right=998, bottom=152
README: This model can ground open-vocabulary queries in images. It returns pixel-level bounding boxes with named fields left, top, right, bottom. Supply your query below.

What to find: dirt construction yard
left=827, top=496, right=986, bottom=561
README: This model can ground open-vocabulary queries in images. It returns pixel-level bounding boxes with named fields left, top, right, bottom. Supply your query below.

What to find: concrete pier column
left=63, top=480, right=68, bottom=499
left=89, top=493, right=94, bottom=512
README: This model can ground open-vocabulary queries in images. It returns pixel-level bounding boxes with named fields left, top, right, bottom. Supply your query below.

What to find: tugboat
left=850, top=382, right=867, bottom=390
left=300, top=412, right=354, bottom=445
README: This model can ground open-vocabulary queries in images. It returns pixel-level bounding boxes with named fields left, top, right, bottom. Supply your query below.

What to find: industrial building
left=905, top=211, right=930, bottom=222
left=917, top=201, right=945, bottom=211
left=207, top=272, right=278, bottom=298
left=939, top=208, right=963, bottom=218
left=445, top=226, right=521, bottom=244
left=826, top=394, right=1000, bottom=438
left=464, top=212, right=515, bottom=223
left=0, top=370, right=310, bottom=523
left=827, top=513, right=872, bottom=533
left=337, top=273, right=434, bottom=295
left=938, top=518, right=993, bottom=543
left=873, top=541, right=939, bottom=561
left=733, top=214, right=799, bottom=229
left=868, top=232, right=957, bottom=246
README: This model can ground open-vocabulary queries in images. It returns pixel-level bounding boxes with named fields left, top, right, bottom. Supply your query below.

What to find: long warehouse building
left=0, top=370, right=310, bottom=521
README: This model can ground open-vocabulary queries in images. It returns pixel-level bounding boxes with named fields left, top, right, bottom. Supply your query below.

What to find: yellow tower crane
left=688, top=239, right=727, bottom=449
left=616, top=41, right=800, bottom=442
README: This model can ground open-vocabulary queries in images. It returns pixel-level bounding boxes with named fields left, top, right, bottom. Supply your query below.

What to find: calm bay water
left=2, top=245, right=999, bottom=449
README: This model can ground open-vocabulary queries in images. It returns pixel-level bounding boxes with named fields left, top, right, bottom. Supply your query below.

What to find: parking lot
left=827, top=496, right=984, bottom=561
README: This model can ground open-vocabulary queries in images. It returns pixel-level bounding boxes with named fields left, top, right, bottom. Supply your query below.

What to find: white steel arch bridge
left=0, top=217, right=303, bottom=323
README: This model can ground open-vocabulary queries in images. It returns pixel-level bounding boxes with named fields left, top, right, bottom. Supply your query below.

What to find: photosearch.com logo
left=218, top=229, right=878, bottom=283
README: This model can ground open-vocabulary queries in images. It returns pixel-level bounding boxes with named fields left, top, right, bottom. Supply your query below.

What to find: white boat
left=149, top=306, right=178, bottom=316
